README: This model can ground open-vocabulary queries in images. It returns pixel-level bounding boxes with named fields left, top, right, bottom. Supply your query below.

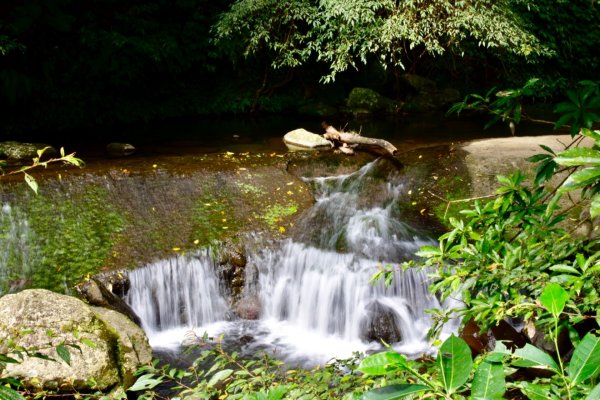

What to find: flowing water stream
left=125, top=158, right=458, bottom=365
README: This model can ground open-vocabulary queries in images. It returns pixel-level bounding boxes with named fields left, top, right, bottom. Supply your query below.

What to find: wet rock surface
left=360, top=301, right=402, bottom=344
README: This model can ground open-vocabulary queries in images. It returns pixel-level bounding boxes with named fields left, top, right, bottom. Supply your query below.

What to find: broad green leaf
left=585, top=382, right=600, bottom=400
left=0, top=385, right=26, bottom=400
left=517, top=382, right=556, bottom=400
left=56, top=344, right=71, bottom=366
left=567, top=333, right=600, bottom=385
left=208, top=369, right=234, bottom=386
left=540, top=283, right=569, bottom=318
left=415, top=246, right=441, bottom=258
left=23, top=173, right=38, bottom=194
left=362, top=384, right=431, bottom=400
left=471, top=362, right=505, bottom=400
left=555, top=148, right=600, bottom=166
left=437, top=334, right=472, bottom=393
left=559, top=167, right=600, bottom=192
left=358, top=351, right=406, bottom=375
left=511, top=344, right=559, bottom=372
left=127, top=373, right=163, bottom=392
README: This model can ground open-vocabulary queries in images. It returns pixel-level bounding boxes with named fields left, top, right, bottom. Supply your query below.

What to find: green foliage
left=358, top=334, right=504, bottom=399
left=448, top=78, right=541, bottom=130
left=554, top=81, right=600, bottom=136
left=359, top=284, right=600, bottom=400
left=129, top=336, right=365, bottom=399
left=214, top=0, right=549, bottom=83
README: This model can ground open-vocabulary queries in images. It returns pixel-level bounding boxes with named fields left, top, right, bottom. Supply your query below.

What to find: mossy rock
left=346, top=87, right=399, bottom=114
left=0, top=289, right=151, bottom=393
left=0, top=141, right=56, bottom=164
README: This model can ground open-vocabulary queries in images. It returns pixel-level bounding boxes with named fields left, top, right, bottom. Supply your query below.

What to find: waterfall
left=125, top=158, right=455, bottom=362
left=125, top=253, right=230, bottom=347
left=0, top=203, right=38, bottom=295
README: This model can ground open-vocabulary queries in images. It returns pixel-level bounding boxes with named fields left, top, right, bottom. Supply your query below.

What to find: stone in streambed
left=283, top=129, right=333, bottom=151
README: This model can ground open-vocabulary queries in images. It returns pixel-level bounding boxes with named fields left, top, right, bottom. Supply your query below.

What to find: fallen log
left=322, top=124, right=398, bottom=156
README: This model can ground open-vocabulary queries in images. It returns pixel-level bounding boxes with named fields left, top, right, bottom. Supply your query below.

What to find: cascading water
left=125, top=253, right=231, bottom=347
left=125, top=158, right=457, bottom=364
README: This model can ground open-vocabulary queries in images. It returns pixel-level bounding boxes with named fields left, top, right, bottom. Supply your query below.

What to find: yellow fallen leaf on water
left=222, top=226, right=228, bottom=230
left=418, top=155, right=422, bottom=159
left=411, top=201, right=417, bottom=206
left=222, top=218, right=227, bottom=222
left=173, top=247, right=181, bottom=251
left=270, top=152, right=276, bottom=157
left=287, top=182, right=294, bottom=185
left=287, top=191, right=294, bottom=195
left=193, top=239, right=199, bottom=245
left=279, top=226, right=286, bottom=233
left=152, top=164, right=157, bottom=168
left=226, top=151, right=235, bottom=155
left=420, top=208, right=427, bottom=215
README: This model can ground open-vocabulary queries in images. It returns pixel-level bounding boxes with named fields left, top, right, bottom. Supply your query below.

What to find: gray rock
left=106, top=143, right=135, bottom=157
left=283, top=129, right=333, bottom=150
left=75, top=278, right=142, bottom=326
left=0, top=289, right=151, bottom=393
left=360, top=301, right=402, bottom=343
left=0, top=142, right=57, bottom=165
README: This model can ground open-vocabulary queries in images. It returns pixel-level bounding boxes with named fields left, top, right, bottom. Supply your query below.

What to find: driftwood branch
left=322, top=124, right=398, bottom=156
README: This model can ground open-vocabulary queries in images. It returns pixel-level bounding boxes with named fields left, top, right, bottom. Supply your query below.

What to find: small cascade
left=125, top=253, right=230, bottom=346
left=246, top=159, right=445, bottom=360
left=125, top=158, right=455, bottom=362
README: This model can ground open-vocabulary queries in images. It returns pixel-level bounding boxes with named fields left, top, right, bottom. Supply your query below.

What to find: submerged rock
left=106, top=143, right=135, bottom=157
left=0, top=289, right=151, bottom=393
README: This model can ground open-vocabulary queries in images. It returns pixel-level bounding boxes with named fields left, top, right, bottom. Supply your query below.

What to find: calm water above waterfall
left=125, top=158, right=458, bottom=365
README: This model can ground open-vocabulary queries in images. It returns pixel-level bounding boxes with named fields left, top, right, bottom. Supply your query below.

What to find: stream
left=124, top=158, right=459, bottom=366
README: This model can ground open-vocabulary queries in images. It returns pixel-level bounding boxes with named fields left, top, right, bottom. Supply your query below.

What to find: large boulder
left=283, top=129, right=333, bottom=150
left=346, top=87, right=399, bottom=115
left=0, top=289, right=151, bottom=393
